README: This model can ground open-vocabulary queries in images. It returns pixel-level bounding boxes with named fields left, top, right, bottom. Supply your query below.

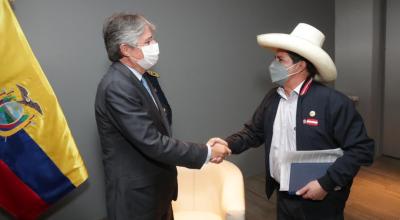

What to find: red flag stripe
left=0, top=160, right=49, bottom=220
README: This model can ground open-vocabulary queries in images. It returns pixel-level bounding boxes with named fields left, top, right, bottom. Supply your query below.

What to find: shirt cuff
left=204, top=144, right=212, bottom=165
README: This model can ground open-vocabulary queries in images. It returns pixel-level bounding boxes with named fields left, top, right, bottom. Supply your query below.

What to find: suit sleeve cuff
left=318, top=174, right=336, bottom=192
left=225, top=139, right=237, bottom=154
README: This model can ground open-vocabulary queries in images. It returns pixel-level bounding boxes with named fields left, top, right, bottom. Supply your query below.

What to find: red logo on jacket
left=303, top=118, right=319, bottom=126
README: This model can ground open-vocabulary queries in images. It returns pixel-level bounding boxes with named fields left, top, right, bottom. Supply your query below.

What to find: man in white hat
left=221, top=23, right=375, bottom=219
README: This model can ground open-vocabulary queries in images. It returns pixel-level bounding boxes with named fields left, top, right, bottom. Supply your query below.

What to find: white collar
left=124, top=64, right=143, bottom=81
left=277, top=80, right=305, bottom=99
left=293, top=80, right=305, bottom=94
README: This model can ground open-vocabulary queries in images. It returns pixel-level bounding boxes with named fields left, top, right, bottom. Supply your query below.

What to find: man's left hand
left=296, top=180, right=327, bottom=200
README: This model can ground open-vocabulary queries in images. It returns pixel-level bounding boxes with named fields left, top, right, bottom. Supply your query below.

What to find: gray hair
left=102, top=13, right=155, bottom=62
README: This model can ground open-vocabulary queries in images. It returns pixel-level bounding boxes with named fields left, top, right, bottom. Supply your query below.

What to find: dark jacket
left=95, top=62, right=208, bottom=220
left=226, top=78, right=375, bottom=200
left=145, top=71, right=172, bottom=125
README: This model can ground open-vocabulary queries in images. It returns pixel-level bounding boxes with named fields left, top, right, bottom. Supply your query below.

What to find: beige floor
left=244, top=156, right=400, bottom=220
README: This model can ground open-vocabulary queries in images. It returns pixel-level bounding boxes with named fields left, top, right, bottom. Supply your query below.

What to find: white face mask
left=137, top=43, right=159, bottom=70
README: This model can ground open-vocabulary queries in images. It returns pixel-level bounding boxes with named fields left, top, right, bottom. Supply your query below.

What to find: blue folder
left=288, top=162, right=332, bottom=195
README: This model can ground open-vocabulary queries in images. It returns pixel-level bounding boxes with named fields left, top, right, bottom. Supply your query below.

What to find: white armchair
left=173, top=160, right=245, bottom=220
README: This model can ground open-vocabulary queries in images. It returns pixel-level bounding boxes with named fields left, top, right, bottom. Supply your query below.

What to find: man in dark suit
left=215, top=23, right=375, bottom=219
left=95, top=13, right=231, bottom=220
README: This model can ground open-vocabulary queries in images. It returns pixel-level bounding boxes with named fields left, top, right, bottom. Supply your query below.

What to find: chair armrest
left=221, top=161, right=245, bottom=220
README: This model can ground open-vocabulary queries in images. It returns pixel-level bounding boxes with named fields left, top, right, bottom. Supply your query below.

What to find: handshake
left=207, top=137, right=231, bottom=164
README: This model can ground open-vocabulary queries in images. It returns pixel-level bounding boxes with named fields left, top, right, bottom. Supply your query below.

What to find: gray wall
left=2, top=0, right=334, bottom=219
left=335, top=0, right=385, bottom=155
left=383, top=0, right=400, bottom=158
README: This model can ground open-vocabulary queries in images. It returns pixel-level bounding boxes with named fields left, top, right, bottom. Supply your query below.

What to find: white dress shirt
left=269, top=81, right=305, bottom=190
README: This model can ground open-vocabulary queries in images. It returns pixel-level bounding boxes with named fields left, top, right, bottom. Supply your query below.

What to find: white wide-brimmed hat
left=257, top=23, right=337, bottom=82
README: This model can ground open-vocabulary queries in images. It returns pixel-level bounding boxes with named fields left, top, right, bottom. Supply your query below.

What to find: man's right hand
left=207, top=137, right=231, bottom=164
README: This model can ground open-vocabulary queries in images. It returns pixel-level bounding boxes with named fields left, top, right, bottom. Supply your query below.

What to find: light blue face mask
left=268, top=60, right=298, bottom=87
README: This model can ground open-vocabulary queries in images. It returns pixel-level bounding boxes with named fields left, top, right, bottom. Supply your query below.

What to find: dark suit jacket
left=146, top=72, right=172, bottom=125
left=226, top=78, right=374, bottom=202
left=95, top=62, right=208, bottom=220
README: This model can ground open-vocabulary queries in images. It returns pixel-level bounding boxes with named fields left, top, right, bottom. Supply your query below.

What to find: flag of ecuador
left=0, top=0, right=88, bottom=219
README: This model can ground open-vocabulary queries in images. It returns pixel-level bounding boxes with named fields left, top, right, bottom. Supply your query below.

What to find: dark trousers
left=160, top=205, right=174, bottom=220
left=106, top=178, right=177, bottom=220
left=277, top=191, right=346, bottom=220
